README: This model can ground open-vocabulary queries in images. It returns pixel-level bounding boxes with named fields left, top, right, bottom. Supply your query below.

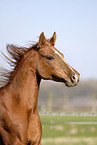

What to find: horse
left=0, top=32, right=80, bottom=145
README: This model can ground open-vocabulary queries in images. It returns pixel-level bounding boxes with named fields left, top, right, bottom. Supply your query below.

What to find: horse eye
left=47, top=56, right=54, bottom=60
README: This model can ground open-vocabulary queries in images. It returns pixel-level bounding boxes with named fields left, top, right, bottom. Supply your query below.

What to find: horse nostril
left=73, top=75, right=75, bottom=80
left=71, top=74, right=76, bottom=83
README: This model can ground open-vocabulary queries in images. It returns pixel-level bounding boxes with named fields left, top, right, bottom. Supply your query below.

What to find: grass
left=42, top=124, right=97, bottom=138
left=40, top=115, right=97, bottom=145
left=42, top=141, right=97, bottom=145
left=40, top=115, right=97, bottom=123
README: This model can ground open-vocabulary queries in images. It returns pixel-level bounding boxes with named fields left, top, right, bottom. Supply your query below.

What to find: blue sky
left=0, top=0, right=97, bottom=79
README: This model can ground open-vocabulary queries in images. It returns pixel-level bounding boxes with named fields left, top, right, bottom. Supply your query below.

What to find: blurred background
left=0, top=0, right=97, bottom=145
left=39, top=80, right=97, bottom=115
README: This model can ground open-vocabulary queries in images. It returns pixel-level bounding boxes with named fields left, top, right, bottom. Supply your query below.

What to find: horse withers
left=0, top=32, right=80, bottom=145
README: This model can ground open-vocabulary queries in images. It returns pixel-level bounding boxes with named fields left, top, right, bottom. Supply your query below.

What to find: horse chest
left=1, top=102, right=29, bottom=143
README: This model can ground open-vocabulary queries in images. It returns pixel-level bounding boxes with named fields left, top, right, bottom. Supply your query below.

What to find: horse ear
left=39, top=32, right=46, bottom=47
left=50, top=32, right=57, bottom=46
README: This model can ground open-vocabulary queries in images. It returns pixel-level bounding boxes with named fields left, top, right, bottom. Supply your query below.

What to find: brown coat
left=0, top=32, right=80, bottom=145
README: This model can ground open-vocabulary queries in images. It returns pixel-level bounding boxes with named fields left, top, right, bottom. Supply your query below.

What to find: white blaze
left=53, top=48, right=78, bottom=83
left=53, top=48, right=75, bottom=73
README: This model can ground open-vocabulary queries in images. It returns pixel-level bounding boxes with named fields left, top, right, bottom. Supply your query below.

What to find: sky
left=0, top=0, right=97, bottom=80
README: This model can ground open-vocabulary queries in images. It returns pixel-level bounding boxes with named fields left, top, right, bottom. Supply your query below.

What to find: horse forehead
left=53, top=47, right=64, bottom=59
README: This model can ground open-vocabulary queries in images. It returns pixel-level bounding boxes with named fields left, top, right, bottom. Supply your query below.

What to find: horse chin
left=64, top=81, right=71, bottom=87
left=51, top=75, right=77, bottom=87
left=64, top=80, right=76, bottom=87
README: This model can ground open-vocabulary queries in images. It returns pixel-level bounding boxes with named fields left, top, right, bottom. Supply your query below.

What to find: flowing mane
left=0, top=43, right=38, bottom=88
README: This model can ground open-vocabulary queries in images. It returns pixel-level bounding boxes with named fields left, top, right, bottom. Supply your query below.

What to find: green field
left=40, top=116, right=97, bottom=145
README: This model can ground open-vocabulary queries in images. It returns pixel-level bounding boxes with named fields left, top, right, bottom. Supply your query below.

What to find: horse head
left=36, top=32, right=80, bottom=87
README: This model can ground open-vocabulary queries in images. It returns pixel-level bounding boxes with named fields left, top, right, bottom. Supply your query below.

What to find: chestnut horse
left=0, top=32, right=80, bottom=145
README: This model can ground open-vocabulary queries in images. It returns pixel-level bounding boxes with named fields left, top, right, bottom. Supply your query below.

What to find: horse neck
left=7, top=51, right=41, bottom=111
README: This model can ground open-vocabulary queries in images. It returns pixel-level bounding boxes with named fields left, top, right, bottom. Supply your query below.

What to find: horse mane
left=0, top=43, right=38, bottom=88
